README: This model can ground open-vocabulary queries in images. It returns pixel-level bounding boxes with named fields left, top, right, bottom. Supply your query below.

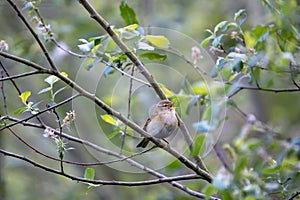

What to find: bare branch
left=0, top=51, right=47, bottom=71
left=0, top=70, right=41, bottom=82
left=6, top=0, right=58, bottom=71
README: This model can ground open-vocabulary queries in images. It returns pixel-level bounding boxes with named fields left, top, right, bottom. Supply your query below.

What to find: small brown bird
left=136, top=100, right=179, bottom=148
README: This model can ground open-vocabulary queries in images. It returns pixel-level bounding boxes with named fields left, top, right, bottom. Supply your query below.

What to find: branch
left=77, top=0, right=209, bottom=173
left=0, top=149, right=202, bottom=186
left=6, top=0, right=58, bottom=71
left=227, top=83, right=300, bottom=98
left=0, top=51, right=47, bottom=71
left=0, top=93, right=80, bottom=132
left=0, top=70, right=41, bottom=82
left=1, top=124, right=218, bottom=199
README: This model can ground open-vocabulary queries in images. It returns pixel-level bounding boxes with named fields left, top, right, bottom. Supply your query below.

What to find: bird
left=136, top=99, right=179, bottom=148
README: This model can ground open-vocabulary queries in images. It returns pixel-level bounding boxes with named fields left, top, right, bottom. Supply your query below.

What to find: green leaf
left=192, top=82, right=208, bottom=96
left=137, top=42, right=155, bottom=51
left=14, top=107, right=28, bottom=115
left=22, top=2, right=35, bottom=10
left=203, top=185, right=218, bottom=200
left=38, top=87, right=52, bottom=94
left=119, top=1, right=139, bottom=25
left=44, top=75, right=59, bottom=86
left=19, top=91, right=31, bottom=104
left=139, top=52, right=167, bottom=61
left=101, top=114, right=117, bottom=126
left=145, top=35, right=170, bottom=48
left=234, top=157, right=248, bottom=181
left=192, top=135, right=206, bottom=156
left=214, top=21, right=228, bottom=34
left=244, top=31, right=256, bottom=49
left=84, top=168, right=95, bottom=180
left=107, top=127, right=122, bottom=140
left=234, top=9, right=247, bottom=26
left=200, top=35, right=214, bottom=48
left=124, top=24, right=139, bottom=30
left=216, top=57, right=227, bottom=69
left=158, top=83, right=175, bottom=98
left=227, top=75, right=245, bottom=97
left=53, top=86, right=68, bottom=99
left=104, top=38, right=118, bottom=52
left=60, top=72, right=68, bottom=77
left=103, top=66, right=116, bottom=77
left=77, top=41, right=94, bottom=53
left=212, top=34, right=224, bottom=47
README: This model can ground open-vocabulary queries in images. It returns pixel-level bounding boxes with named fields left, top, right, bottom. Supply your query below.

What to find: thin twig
left=0, top=51, right=47, bottom=71
left=168, top=46, right=208, bottom=76
left=0, top=70, right=41, bottom=82
left=52, top=109, right=64, bottom=173
left=227, top=83, right=300, bottom=98
left=0, top=61, right=22, bottom=95
left=120, top=66, right=135, bottom=154
left=0, top=69, right=8, bottom=115
left=51, top=38, right=94, bottom=59
left=6, top=0, right=58, bottom=71
left=289, top=61, right=300, bottom=89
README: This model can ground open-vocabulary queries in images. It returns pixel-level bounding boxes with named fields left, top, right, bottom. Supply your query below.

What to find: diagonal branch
left=6, top=0, right=58, bottom=71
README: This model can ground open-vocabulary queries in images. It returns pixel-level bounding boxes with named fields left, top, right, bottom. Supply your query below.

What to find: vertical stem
left=120, top=66, right=135, bottom=153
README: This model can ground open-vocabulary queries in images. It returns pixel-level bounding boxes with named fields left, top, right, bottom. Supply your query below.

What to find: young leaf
left=101, top=114, right=117, bottom=126
left=60, top=72, right=68, bottom=77
left=103, top=66, right=116, bottom=77
left=19, top=91, right=31, bottom=104
left=145, top=35, right=170, bottom=48
left=38, top=87, right=52, bottom=94
left=200, top=35, right=214, bottom=48
left=77, top=41, right=94, bottom=53
left=158, top=83, right=175, bottom=98
left=119, top=1, right=139, bottom=25
left=244, top=31, right=256, bottom=49
left=53, top=86, right=68, bottom=99
left=139, top=52, right=167, bottom=61
left=214, top=21, right=228, bottom=34
left=137, top=42, right=155, bottom=51
left=234, top=9, right=247, bottom=26
left=44, top=75, right=59, bottom=85
left=14, top=107, right=28, bottom=115
left=84, top=168, right=95, bottom=180
left=192, top=135, right=206, bottom=156
left=212, top=34, right=224, bottom=47
left=124, top=24, right=139, bottom=31
left=107, top=127, right=122, bottom=140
